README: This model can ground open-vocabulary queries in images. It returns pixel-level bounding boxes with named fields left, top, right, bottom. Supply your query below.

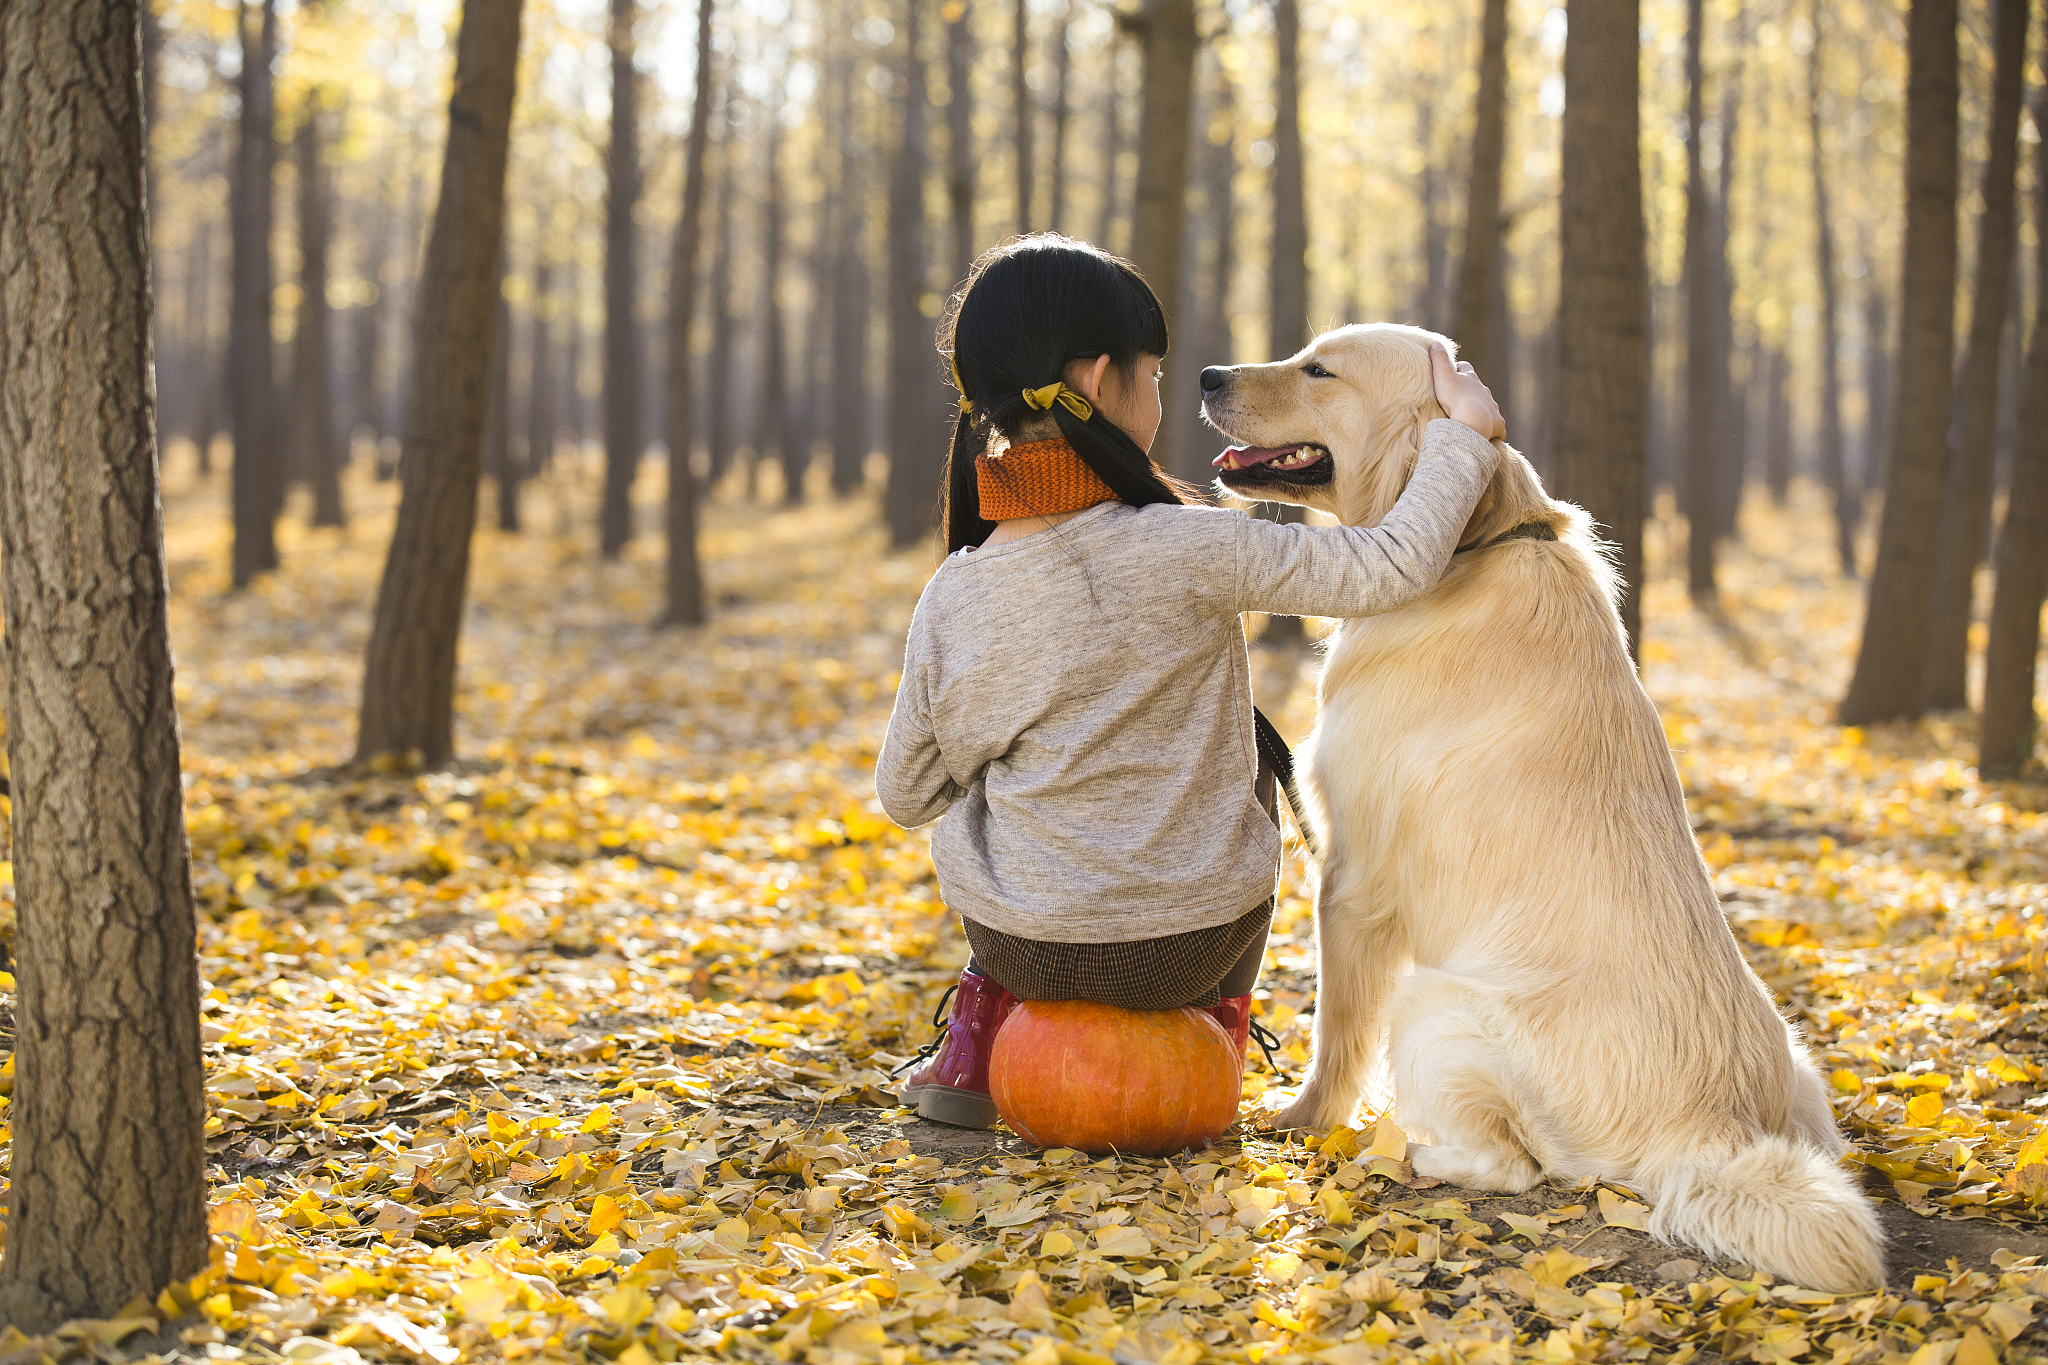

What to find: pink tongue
left=1214, top=446, right=1296, bottom=468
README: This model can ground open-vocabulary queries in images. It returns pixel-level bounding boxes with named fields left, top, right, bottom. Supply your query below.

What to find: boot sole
left=901, top=1083, right=999, bottom=1130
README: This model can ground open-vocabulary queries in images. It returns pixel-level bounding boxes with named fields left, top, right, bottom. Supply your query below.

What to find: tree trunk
left=1415, top=96, right=1448, bottom=331
left=662, top=0, right=714, bottom=624
left=1926, top=0, right=2027, bottom=712
left=0, top=0, right=207, bottom=1326
left=830, top=42, right=871, bottom=497
left=1840, top=0, right=1959, bottom=726
left=294, top=108, right=345, bottom=529
left=885, top=0, right=946, bottom=549
left=1860, top=280, right=1889, bottom=499
left=1096, top=45, right=1125, bottom=249
left=706, top=103, right=739, bottom=487
left=1048, top=0, right=1072, bottom=233
left=1980, top=113, right=2048, bottom=778
left=1682, top=0, right=1720, bottom=605
left=1709, top=32, right=1742, bottom=543
left=1807, top=5, right=1854, bottom=574
left=526, top=256, right=554, bottom=478
left=1014, top=0, right=1033, bottom=232
left=1162, top=54, right=1227, bottom=485
left=1764, top=348, right=1793, bottom=500
left=229, top=0, right=278, bottom=586
left=1453, top=0, right=1508, bottom=381
left=1268, top=0, right=1306, bottom=360
left=355, top=0, right=525, bottom=767
left=945, top=0, right=975, bottom=287
left=600, top=0, right=641, bottom=558
left=1129, top=0, right=1195, bottom=459
left=190, top=215, right=218, bottom=466
left=1552, top=0, right=1651, bottom=657
left=353, top=194, right=388, bottom=446
left=757, top=94, right=791, bottom=503
left=487, top=278, right=518, bottom=532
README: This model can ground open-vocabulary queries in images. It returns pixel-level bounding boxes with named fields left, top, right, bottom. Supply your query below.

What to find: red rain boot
left=897, top=968, right=1020, bottom=1129
left=1208, top=994, right=1253, bottom=1061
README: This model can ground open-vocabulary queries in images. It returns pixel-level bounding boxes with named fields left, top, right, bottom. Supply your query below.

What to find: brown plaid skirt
left=960, top=896, right=1272, bottom=1010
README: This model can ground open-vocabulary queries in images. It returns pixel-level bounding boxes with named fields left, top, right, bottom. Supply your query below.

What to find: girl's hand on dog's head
left=1430, top=341, right=1507, bottom=441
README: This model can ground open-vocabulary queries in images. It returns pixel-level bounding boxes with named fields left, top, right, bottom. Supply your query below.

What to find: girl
left=878, top=235, right=1505, bottom=1129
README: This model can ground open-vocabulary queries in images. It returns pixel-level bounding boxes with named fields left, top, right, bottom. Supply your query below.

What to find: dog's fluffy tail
left=1646, top=1135, right=1886, bottom=1293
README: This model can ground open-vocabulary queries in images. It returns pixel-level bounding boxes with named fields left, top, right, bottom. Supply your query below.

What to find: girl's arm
left=1234, top=419, right=1500, bottom=619
left=876, top=659, right=967, bottom=828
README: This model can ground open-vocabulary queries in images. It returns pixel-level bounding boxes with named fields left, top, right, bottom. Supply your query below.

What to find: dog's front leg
left=1272, top=860, right=1402, bottom=1132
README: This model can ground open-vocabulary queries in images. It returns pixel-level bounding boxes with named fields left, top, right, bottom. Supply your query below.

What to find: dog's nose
left=1199, top=366, right=1229, bottom=394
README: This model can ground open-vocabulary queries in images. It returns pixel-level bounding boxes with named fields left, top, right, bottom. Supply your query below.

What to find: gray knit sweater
left=875, top=419, right=1500, bottom=943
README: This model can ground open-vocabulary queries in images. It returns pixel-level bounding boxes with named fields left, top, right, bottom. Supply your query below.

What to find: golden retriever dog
left=1200, top=322, right=1884, bottom=1292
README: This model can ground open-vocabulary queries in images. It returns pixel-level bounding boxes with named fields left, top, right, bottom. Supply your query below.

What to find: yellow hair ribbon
left=1021, top=382, right=1094, bottom=422
left=951, top=358, right=973, bottom=413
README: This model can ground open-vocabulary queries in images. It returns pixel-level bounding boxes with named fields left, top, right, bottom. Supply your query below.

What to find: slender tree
left=1096, top=45, right=1125, bottom=248
left=1048, top=0, right=1072, bottom=232
left=1708, top=29, right=1742, bottom=542
left=1807, top=5, right=1854, bottom=574
left=355, top=0, right=526, bottom=766
left=1980, top=132, right=2048, bottom=776
left=294, top=105, right=346, bottom=529
left=830, top=40, right=872, bottom=497
left=229, top=0, right=279, bottom=586
left=945, top=0, right=975, bottom=286
left=486, top=273, right=518, bottom=531
left=600, top=0, right=642, bottom=558
left=1268, top=0, right=1307, bottom=360
left=1552, top=0, right=1651, bottom=655
left=706, top=100, right=739, bottom=486
left=1682, top=0, right=1723, bottom=604
left=1453, top=0, right=1509, bottom=382
left=663, top=0, right=716, bottom=625
left=884, top=0, right=946, bottom=548
left=1014, top=0, right=1034, bottom=232
left=1129, top=0, right=1196, bottom=460
left=756, top=87, right=791, bottom=500
left=0, top=0, right=207, bottom=1325
left=1841, top=0, right=1959, bottom=726
left=526, top=255, right=555, bottom=478
left=352, top=192, right=390, bottom=445
left=1926, top=0, right=2028, bottom=711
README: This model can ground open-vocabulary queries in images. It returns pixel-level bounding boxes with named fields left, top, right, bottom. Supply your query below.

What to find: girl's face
left=1065, top=352, right=1165, bottom=454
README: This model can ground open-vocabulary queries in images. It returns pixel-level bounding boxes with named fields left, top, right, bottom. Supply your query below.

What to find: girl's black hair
left=939, top=234, right=1203, bottom=553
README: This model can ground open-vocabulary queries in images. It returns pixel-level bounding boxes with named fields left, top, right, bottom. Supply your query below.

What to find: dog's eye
left=1304, top=361, right=1334, bottom=378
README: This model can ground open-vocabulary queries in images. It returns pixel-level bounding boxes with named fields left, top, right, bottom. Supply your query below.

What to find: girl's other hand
left=1429, top=341, right=1506, bottom=441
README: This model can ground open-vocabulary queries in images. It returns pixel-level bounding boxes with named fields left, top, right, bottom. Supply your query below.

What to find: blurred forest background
left=139, top=0, right=2044, bottom=766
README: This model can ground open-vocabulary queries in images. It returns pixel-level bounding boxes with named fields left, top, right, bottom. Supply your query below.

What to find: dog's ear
left=1341, top=393, right=1436, bottom=527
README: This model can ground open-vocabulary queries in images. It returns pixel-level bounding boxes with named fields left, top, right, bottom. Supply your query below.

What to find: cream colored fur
left=1201, top=323, right=1885, bottom=1293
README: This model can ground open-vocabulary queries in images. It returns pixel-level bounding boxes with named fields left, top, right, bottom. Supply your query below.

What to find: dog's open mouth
left=1212, top=443, right=1335, bottom=489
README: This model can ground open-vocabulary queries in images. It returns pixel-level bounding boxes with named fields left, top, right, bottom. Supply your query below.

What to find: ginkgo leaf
left=1597, top=1187, right=1651, bottom=1230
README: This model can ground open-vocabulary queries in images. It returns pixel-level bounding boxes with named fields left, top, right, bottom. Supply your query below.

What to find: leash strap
left=1252, top=707, right=1319, bottom=859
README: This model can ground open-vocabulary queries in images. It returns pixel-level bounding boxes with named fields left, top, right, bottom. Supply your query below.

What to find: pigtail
left=942, top=409, right=998, bottom=553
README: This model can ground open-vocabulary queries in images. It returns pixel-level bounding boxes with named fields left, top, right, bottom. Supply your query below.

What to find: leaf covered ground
left=1, top=458, right=2046, bottom=1365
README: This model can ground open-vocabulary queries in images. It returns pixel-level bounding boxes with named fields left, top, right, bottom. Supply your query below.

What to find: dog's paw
left=1270, top=1093, right=1357, bottom=1133
left=1409, top=1141, right=1542, bottom=1193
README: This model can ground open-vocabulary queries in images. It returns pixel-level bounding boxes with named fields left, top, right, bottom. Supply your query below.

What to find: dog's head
left=1200, top=322, right=1558, bottom=542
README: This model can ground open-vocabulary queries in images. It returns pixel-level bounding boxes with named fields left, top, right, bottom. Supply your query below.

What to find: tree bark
left=1980, top=147, right=2048, bottom=776
left=525, top=256, right=554, bottom=478
left=600, top=0, right=641, bottom=559
left=190, top=215, right=218, bottom=466
left=945, top=0, right=975, bottom=287
left=1841, top=0, right=1959, bottom=726
left=706, top=102, right=739, bottom=487
left=1926, top=0, right=2027, bottom=712
left=486, top=275, right=517, bottom=532
left=884, top=0, right=946, bottom=549
left=1454, top=0, right=1508, bottom=382
left=756, top=96, right=790, bottom=502
left=829, top=41, right=871, bottom=498
left=662, top=0, right=714, bottom=625
left=352, top=193, right=388, bottom=445
left=1552, top=0, right=1651, bottom=657
left=1682, top=0, right=1721, bottom=604
left=0, top=0, right=207, bottom=1326
left=1268, top=0, right=1306, bottom=360
left=229, top=0, right=278, bottom=586
left=1095, top=44, right=1125, bottom=249
left=294, top=107, right=345, bottom=529
left=1048, top=0, right=1071, bottom=233
left=1807, top=4, right=1854, bottom=575
left=355, top=0, right=525, bottom=767
left=1013, top=0, right=1033, bottom=232
left=1709, top=33, right=1741, bottom=543
left=1129, top=0, right=1195, bottom=466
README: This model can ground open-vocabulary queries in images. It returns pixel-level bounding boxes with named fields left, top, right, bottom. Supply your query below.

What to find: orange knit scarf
left=975, top=438, right=1118, bottom=521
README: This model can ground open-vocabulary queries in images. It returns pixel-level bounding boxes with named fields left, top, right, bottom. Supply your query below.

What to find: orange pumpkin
left=989, top=1000, right=1241, bottom=1157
